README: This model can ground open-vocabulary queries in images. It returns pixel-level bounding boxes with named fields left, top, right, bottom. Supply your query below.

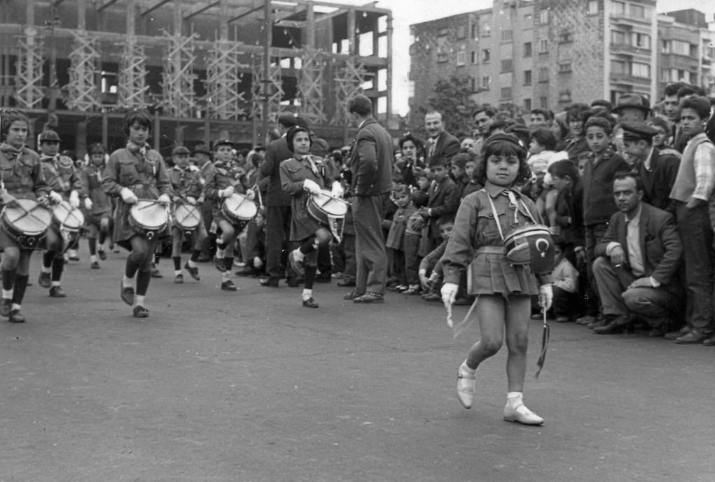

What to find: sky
left=333, top=0, right=715, bottom=115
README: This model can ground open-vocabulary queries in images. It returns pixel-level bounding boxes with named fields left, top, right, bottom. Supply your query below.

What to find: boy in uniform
left=37, top=130, right=83, bottom=297
left=80, top=143, right=112, bottom=268
left=167, top=145, right=205, bottom=283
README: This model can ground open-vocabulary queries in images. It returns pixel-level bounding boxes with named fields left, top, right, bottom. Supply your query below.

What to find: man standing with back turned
left=344, top=95, right=394, bottom=303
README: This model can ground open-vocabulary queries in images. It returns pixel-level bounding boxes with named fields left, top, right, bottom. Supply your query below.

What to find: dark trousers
left=265, top=205, right=294, bottom=281
left=354, top=193, right=389, bottom=295
left=332, top=233, right=356, bottom=282
left=200, top=202, right=215, bottom=259
left=403, top=232, right=421, bottom=286
left=317, top=244, right=332, bottom=278
left=584, top=223, right=609, bottom=316
left=674, top=202, right=714, bottom=332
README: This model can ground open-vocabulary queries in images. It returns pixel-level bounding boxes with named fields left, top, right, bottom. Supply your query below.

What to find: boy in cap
left=80, top=143, right=112, bottom=268
left=167, top=145, right=206, bottom=283
left=37, top=130, right=83, bottom=297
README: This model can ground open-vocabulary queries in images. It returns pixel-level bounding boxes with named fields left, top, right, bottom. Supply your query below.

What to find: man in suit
left=424, top=111, right=460, bottom=167
left=344, top=95, right=394, bottom=303
left=592, top=171, right=683, bottom=336
left=258, top=113, right=299, bottom=287
left=621, top=121, right=680, bottom=211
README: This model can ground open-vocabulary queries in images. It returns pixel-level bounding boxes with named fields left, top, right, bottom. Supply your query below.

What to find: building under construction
left=0, top=0, right=393, bottom=157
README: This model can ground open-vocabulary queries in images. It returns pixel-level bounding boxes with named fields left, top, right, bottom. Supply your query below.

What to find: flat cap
left=214, top=138, right=234, bottom=149
left=277, top=113, right=298, bottom=128
left=172, top=145, right=190, bottom=155
left=38, top=130, right=61, bottom=142
left=621, top=121, right=657, bottom=142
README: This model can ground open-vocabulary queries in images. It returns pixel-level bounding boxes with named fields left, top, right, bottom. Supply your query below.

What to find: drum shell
left=52, top=201, right=85, bottom=233
left=174, top=203, right=202, bottom=235
left=129, top=201, right=169, bottom=237
left=221, top=193, right=257, bottom=224
left=1, top=199, right=52, bottom=249
left=306, top=191, right=348, bottom=226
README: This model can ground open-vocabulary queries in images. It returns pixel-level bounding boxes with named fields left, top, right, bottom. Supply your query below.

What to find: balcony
left=610, top=43, right=651, bottom=57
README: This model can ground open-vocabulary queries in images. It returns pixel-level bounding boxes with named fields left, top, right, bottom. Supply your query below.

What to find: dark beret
left=621, top=121, right=657, bottom=142
left=277, top=113, right=298, bottom=128
left=172, top=145, right=190, bottom=155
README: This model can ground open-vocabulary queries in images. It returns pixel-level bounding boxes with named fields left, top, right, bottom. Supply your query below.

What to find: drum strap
left=483, top=189, right=538, bottom=242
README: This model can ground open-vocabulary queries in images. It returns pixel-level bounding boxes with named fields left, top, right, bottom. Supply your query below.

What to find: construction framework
left=206, top=40, right=247, bottom=120
left=66, top=30, right=100, bottom=112
left=162, top=31, right=198, bottom=118
left=298, top=47, right=327, bottom=125
left=14, top=26, right=45, bottom=109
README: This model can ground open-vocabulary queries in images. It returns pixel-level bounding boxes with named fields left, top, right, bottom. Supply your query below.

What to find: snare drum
left=52, top=201, right=85, bottom=233
left=221, top=193, right=257, bottom=224
left=1, top=199, right=52, bottom=249
left=174, top=202, right=202, bottom=236
left=306, top=190, right=348, bottom=225
left=129, top=200, right=169, bottom=239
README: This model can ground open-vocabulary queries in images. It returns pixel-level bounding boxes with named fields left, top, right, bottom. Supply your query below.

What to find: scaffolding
left=66, top=30, right=100, bottom=112
left=205, top=40, right=247, bottom=120
left=332, top=58, right=368, bottom=125
left=116, top=38, right=149, bottom=109
left=251, top=55, right=283, bottom=125
left=14, top=26, right=45, bottom=109
left=297, top=48, right=327, bottom=125
left=162, top=31, right=198, bottom=118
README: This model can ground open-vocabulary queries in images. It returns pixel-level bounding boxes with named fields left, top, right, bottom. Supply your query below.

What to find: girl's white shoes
left=456, top=364, right=476, bottom=409
left=503, top=399, right=544, bottom=425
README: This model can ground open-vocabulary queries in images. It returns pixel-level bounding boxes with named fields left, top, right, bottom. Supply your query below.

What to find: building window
left=524, top=13, right=532, bottom=22
left=457, top=51, right=466, bottom=66
left=471, top=50, right=478, bottom=64
left=611, top=59, right=626, bottom=75
left=438, top=28, right=449, bottom=37
left=538, top=67, right=549, bottom=82
left=559, top=63, right=572, bottom=73
left=457, top=25, right=467, bottom=40
left=613, top=1, right=625, bottom=15
left=587, top=0, right=598, bottom=15
left=437, top=50, right=448, bottom=63
left=540, top=96, right=548, bottom=108
left=482, top=75, right=491, bottom=89
left=471, top=77, right=477, bottom=92
left=538, top=9, right=549, bottom=24
left=501, top=87, right=512, bottom=99
left=690, top=72, right=698, bottom=85
left=611, top=30, right=626, bottom=45
left=660, top=68, right=672, bottom=82
left=539, top=39, right=548, bottom=53
left=471, top=23, right=479, bottom=39
left=501, top=59, right=513, bottom=72
left=524, top=42, right=532, bottom=58
left=482, top=23, right=491, bottom=38
left=672, top=40, right=690, bottom=56
left=483, top=49, right=491, bottom=63
left=634, top=33, right=650, bottom=49
left=560, top=31, right=572, bottom=43
left=524, top=98, right=532, bottom=111
left=559, top=91, right=572, bottom=103
left=524, top=70, right=532, bottom=86
left=661, top=40, right=670, bottom=53
left=632, top=62, right=650, bottom=78
left=502, top=30, right=513, bottom=42
left=630, top=4, right=645, bottom=18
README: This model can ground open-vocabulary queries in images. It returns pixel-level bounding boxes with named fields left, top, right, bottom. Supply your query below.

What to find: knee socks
left=136, top=270, right=151, bottom=297
left=222, top=258, right=233, bottom=281
left=88, top=237, right=97, bottom=256
left=2, top=269, right=16, bottom=300
left=11, top=275, right=28, bottom=309
left=51, top=257, right=64, bottom=285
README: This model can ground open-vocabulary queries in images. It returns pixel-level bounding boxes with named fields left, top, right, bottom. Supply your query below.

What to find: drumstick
left=136, top=199, right=170, bottom=210
left=318, top=192, right=352, bottom=205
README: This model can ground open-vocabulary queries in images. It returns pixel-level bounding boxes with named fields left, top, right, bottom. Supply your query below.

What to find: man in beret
left=345, top=94, right=394, bottom=303
left=193, top=143, right=215, bottom=262
left=258, top=113, right=299, bottom=287
left=621, top=121, right=680, bottom=211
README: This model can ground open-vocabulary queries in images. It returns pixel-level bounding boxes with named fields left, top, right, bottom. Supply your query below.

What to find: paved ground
left=1, top=245, right=714, bottom=482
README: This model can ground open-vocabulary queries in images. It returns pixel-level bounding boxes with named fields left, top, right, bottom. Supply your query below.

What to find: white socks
left=301, top=289, right=312, bottom=301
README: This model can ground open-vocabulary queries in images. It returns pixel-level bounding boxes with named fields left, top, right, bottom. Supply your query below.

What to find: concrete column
left=75, top=121, right=87, bottom=160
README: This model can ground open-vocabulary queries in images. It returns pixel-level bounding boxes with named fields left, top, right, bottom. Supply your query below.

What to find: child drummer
left=0, top=110, right=54, bottom=322
left=167, top=145, right=205, bottom=283
left=280, top=125, right=344, bottom=308
left=441, top=133, right=553, bottom=425
left=203, top=138, right=254, bottom=291
left=37, top=130, right=84, bottom=297
left=102, top=110, right=172, bottom=318
left=80, top=143, right=112, bottom=269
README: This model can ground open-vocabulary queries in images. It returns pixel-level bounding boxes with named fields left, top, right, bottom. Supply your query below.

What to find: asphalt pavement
left=1, top=244, right=714, bottom=482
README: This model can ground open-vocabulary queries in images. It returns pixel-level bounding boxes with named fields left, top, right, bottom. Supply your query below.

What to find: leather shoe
left=594, top=315, right=630, bottom=334
left=343, top=290, right=361, bottom=301
left=91, top=261, right=101, bottom=269
left=120, top=280, right=134, bottom=306
left=302, top=297, right=319, bottom=308
left=151, top=266, right=162, bottom=278
left=675, top=329, right=709, bottom=344
left=174, top=274, right=184, bottom=284
left=353, top=292, right=384, bottom=303
left=38, top=271, right=51, bottom=289
left=49, top=286, right=67, bottom=298
left=9, top=309, right=25, bottom=323
left=260, top=278, right=279, bottom=287
left=133, top=305, right=149, bottom=318
left=337, top=279, right=356, bottom=287
left=287, top=278, right=301, bottom=288
left=221, top=280, right=237, bottom=291
left=0, top=299, right=10, bottom=318
left=422, top=292, right=441, bottom=302
left=702, top=334, right=715, bottom=346
left=184, top=262, right=200, bottom=281
left=647, top=326, right=665, bottom=337
left=575, top=314, right=596, bottom=326
left=98, top=249, right=107, bottom=261
left=665, top=326, right=689, bottom=340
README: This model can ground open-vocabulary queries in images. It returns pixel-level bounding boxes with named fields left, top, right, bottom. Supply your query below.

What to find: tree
left=408, top=76, right=478, bottom=138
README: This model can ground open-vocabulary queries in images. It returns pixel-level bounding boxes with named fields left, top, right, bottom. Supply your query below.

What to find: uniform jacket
left=0, top=143, right=49, bottom=201
left=169, top=165, right=204, bottom=200
left=426, top=175, right=460, bottom=239
left=40, top=154, right=81, bottom=199
left=349, top=118, right=393, bottom=196
left=582, top=148, right=630, bottom=226
left=80, top=163, right=111, bottom=217
left=280, top=155, right=335, bottom=241
left=260, top=137, right=293, bottom=207
left=595, top=203, right=683, bottom=292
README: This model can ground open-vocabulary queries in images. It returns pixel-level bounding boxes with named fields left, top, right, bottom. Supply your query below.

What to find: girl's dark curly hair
left=123, top=109, right=153, bottom=137
left=474, top=133, right=531, bottom=186
left=286, top=126, right=312, bottom=153
left=1, top=109, right=30, bottom=139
